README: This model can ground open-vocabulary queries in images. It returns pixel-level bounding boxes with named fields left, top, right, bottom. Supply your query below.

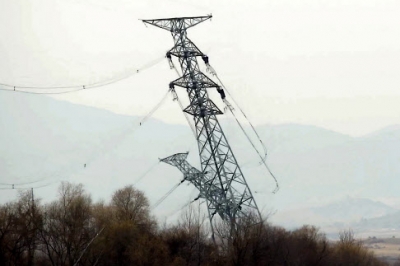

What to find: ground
left=363, top=237, right=400, bottom=265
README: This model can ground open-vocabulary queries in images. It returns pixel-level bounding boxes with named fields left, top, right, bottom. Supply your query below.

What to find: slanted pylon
left=143, top=16, right=261, bottom=239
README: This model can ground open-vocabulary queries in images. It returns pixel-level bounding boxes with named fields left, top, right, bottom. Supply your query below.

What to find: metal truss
left=143, top=16, right=261, bottom=238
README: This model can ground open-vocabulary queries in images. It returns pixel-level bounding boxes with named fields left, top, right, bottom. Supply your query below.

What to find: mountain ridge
left=1, top=91, right=400, bottom=232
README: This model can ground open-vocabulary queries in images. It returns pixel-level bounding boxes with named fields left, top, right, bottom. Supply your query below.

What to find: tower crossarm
left=160, top=152, right=234, bottom=220
left=160, top=152, right=207, bottom=190
left=142, top=15, right=212, bottom=32
left=160, top=152, right=200, bottom=176
left=167, top=38, right=204, bottom=58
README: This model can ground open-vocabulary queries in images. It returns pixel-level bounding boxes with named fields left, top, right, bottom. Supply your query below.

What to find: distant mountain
left=362, top=124, right=400, bottom=140
left=256, top=123, right=355, bottom=153
left=1, top=90, right=400, bottom=232
left=312, top=197, right=396, bottom=221
left=355, top=211, right=400, bottom=230
left=257, top=123, right=400, bottom=210
left=0, top=91, right=195, bottom=208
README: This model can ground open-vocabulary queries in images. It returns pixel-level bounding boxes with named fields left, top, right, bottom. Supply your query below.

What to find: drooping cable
left=227, top=107, right=279, bottom=193
left=83, top=87, right=171, bottom=168
left=207, top=64, right=268, bottom=161
left=165, top=198, right=196, bottom=219
left=164, top=0, right=211, bottom=13
left=0, top=176, right=50, bottom=186
left=0, top=87, right=83, bottom=95
left=0, top=56, right=164, bottom=94
left=138, top=88, right=172, bottom=125
left=0, top=88, right=171, bottom=190
left=151, top=181, right=183, bottom=210
left=73, top=226, right=105, bottom=266
left=163, top=187, right=199, bottom=219
left=133, top=162, right=160, bottom=185
left=0, top=161, right=83, bottom=191
left=206, top=62, right=279, bottom=193
left=0, top=180, right=60, bottom=190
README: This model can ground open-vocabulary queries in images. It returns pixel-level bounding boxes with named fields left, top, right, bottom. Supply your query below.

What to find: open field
left=363, top=238, right=400, bottom=265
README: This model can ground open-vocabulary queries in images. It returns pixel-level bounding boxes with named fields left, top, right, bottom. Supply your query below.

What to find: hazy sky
left=1, top=0, right=399, bottom=136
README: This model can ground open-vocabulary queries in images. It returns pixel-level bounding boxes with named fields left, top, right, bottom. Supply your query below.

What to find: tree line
left=0, top=182, right=390, bottom=265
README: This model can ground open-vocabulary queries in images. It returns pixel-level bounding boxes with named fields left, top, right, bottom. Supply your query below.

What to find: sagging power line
left=0, top=56, right=164, bottom=94
left=205, top=64, right=279, bottom=193
left=169, top=51, right=279, bottom=193
left=0, top=86, right=173, bottom=191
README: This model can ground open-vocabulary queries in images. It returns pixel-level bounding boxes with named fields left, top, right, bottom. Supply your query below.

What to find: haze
left=1, top=0, right=399, bottom=136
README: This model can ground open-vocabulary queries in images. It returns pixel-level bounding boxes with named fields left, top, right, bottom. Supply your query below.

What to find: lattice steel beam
left=143, top=16, right=261, bottom=239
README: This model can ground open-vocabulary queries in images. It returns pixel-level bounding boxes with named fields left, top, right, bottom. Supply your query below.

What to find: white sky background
left=1, top=0, right=400, bottom=136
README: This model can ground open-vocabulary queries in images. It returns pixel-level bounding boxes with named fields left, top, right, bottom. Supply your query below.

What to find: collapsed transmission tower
left=142, top=15, right=261, bottom=239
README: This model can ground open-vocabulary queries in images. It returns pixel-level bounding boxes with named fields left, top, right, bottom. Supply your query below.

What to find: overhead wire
left=166, top=54, right=279, bottom=192
left=165, top=198, right=205, bottom=222
left=206, top=63, right=279, bottom=194
left=0, top=176, right=50, bottom=186
left=133, top=161, right=160, bottom=186
left=0, top=180, right=60, bottom=190
left=139, top=88, right=172, bottom=125
left=70, top=86, right=172, bottom=169
left=0, top=159, right=85, bottom=190
left=0, top=86, right=172, bottom=191
left=0, top=56, right=165, bottom=94
left=163, top=187, right=198, bottom=219
left=0, top=159, right=83, bottom=191
left=226, top=107, right=279, bottom=193
left=209, top=68, right=268, bottom=162
left=151, top=181, right=183, bottom=210
left=73, top=226, right=106, bottom=266
left=164, top=0, right=211, bottom=13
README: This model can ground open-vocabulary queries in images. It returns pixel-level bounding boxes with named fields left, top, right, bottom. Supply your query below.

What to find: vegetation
left=0, top=182, right=389, bottom=265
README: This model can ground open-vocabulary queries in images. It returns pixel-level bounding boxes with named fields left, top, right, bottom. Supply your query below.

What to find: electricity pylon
left=143, top=15, right=261, bottom=239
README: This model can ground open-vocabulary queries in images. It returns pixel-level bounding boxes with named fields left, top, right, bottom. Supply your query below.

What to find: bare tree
left=160, top=203, right=217, bottom=266
left=38, top=182, right=95, bottom=266
left=92, top=185, right=166, bottom=266
left=0, top=190, right=42, bottom=266
left=111, top=185, right=150, bottom=224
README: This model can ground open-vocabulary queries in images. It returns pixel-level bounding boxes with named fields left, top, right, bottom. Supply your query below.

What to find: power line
left=0, top=81, right=173, bottom=192
left=151, top=181, right=183, bottom=210
left=133, top=162, right=160, bottom=185
left=207, top=63, right=269, bottom=162
left=0, top=180, right=60, bottom=190
left=205, top=62, right=279, bottom=193
left=227, top=108, right=279, bottom=193
left=138, top=88, right=172, bottom=125
left=0, top=176, right=50, bottom=186
left=73, top=226, right=105, bottom=266
left=0, top=56, right=164, bottom=94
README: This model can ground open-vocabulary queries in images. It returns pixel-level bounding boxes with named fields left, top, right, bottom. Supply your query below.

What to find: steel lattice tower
left=142, top=15, right=261, bottom=238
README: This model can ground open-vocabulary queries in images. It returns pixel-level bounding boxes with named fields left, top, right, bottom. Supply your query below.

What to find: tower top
left=141, top=15, right=212, bottom=32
